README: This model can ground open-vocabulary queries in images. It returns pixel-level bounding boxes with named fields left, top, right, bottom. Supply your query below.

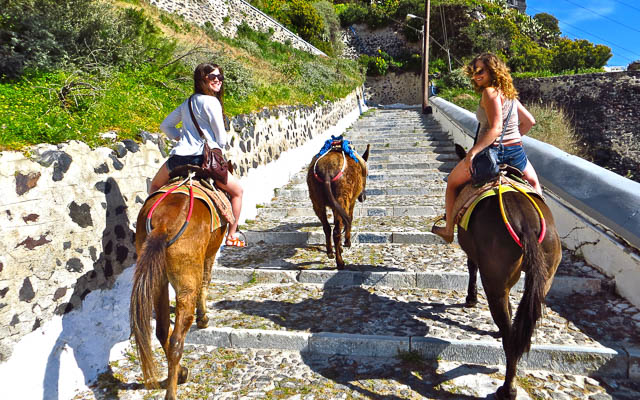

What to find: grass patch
left=526, top=102, right=587, bottom=158
left=1, top=3, right=363, bottom=151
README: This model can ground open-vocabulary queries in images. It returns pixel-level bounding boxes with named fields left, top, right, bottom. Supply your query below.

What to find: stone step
left=277, top=186, right=445, bottom=200
left=244, top=215, right=438, bottom=233
left=256, top=205, right=440, bottom=218
left=242, top=230, right=444, bottom=245
left=367, top=153, right=459, bottom=162
left=188, top=281, right=636, bottom=377
left=261, top=193, right=445, bottom=210
left=80, top=344, right=630, bottom=400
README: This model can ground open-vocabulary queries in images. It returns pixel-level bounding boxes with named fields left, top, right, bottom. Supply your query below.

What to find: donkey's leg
left=313, top=203, right=333, bottom=258
left=344, top=201, right=356, bottom=248
left=165, top=289, right=197, bottom=400
left=465, top=259, right=479, bottom=307
left=196, top=255, right=215, bottom=329
left=486, top=291, right=518, bottom=400
left=333, top=215, right=345, bottom=270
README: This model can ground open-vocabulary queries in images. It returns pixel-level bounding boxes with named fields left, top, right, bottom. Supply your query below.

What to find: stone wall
left=0, top=87, right=364, bottom=362
left=365, top=72, right=421, bottom=105
left=148, top=0, right=325, bottom=56
left=515, top=71, right=640, bottom=182
left=345, top=24, right=421, bottom=58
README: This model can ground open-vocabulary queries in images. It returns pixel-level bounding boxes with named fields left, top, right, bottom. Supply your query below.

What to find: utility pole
left=422, top=0, right=432, bottom=114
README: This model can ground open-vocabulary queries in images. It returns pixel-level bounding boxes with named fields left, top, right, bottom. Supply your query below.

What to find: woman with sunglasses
left=432, top=53, right=541, bottom=243
left=149, top=62, right=245, bottom=247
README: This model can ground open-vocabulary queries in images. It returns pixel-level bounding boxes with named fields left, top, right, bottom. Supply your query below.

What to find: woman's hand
left=464, top=152, right=475, bottom=175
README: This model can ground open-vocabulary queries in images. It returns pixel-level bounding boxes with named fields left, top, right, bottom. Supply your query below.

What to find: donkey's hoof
left=336, top=261, right=345, bottom=270
left=495, top=385, right=516, bottom=400
left=196, top=315, right=209, bottom=329
left=344, top=239, right=352, bottom=248
left=327, top=252, right=335, bottom=259
left=178, top=366, right=190, bottom=385
left=464, top=297, right=478, bottom=308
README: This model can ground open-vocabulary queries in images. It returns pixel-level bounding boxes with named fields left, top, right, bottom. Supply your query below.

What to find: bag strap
left=497, top=100, right=515, bottom=147
left=187, top=95, right=206, bottom=140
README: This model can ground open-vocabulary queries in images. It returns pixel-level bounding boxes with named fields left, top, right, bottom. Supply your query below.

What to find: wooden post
left=422, top=0, right=432, bottom=114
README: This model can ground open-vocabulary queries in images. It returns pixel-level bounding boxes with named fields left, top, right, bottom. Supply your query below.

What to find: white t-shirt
left=160, top=94, right=227, bottom=156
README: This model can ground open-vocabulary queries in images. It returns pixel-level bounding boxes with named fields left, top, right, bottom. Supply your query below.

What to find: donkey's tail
left=130, top=228, right=168, bottom=389
left=510, top=224, right=548, bottom=361
left=322, top=177, right=352, bottom=232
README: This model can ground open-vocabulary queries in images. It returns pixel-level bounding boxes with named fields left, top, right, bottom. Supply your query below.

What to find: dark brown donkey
left=454, top=145, right=562, bottom=400
left=130, top=181, right=226, bottom=400
left=307, top=143, right=370, bottom=269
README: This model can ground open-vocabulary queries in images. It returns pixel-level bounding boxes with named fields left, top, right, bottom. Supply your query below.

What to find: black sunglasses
left=207, top=73, right=224, bottom=82
left=473, top=68, right=485, bottom=76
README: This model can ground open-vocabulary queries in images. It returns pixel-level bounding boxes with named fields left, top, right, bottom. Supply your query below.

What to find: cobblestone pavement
left=78, top=108, right=640, bottom=399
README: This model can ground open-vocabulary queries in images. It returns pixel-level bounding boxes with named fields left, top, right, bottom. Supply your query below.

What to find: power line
left=528, top=6, right=640, bottom=63
left=559, top=0, right=640, bottom=36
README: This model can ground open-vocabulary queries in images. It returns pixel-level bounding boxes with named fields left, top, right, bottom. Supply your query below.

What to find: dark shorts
left=166, top=154, right=203, bottom=172
left=496, top=144, right=528, bottom=172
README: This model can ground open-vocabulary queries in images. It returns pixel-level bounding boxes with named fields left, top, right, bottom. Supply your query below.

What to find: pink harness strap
left=313, top=149, right=347, bottom=183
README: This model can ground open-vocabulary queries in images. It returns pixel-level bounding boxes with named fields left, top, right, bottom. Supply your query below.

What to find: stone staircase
left=82, top=108, right=640, bottom=399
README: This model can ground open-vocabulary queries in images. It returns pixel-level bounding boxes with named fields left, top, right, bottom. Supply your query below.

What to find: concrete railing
left=429, top=96, right=640, bottom=308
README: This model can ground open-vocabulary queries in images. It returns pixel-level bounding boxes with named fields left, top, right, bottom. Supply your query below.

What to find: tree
left=534, top=12, right=560, bottom=35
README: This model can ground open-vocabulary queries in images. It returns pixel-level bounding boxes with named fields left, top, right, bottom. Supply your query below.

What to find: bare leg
left=522, top=160, right=542, bottom=195
left=432, top=159, right=471, bottom=243
left=216, top=173, right=244, bottom=241
left=149, top=162, right=170, bottom=194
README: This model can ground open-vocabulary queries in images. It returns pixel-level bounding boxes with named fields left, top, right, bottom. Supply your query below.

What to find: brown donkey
left=307, top=143, right=370, bottom=269
left=130, top=184, right=226, bottom=400
left=453, top=145, right=562, bottom=400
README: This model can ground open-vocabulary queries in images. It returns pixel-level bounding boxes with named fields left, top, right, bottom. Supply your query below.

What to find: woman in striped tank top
left=432, top=53, right=542, bottom=243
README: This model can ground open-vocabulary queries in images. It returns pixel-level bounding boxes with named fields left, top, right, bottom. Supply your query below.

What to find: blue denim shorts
left=496, top=144, right=528, bottom=172
left=166, top=155, right=203, bottom=172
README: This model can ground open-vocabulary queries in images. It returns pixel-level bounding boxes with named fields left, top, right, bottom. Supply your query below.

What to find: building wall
left=0, top=87, right=364, bottom=362
left=514, top=71, right=640, bottom=182
left=149, top=0, right=325, bottom=56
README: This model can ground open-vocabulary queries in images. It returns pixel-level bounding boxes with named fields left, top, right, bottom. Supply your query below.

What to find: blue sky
left=526, top=0, right=640, bottom=66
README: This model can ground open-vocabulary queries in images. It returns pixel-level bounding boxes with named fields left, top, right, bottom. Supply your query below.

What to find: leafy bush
left=0, top=0, right=173, bottom=79
left=213, top=53, right=257, bottom=100
left=336, top=3, right=369, bottom=27
left=359, top=55, right=389, bottom=76
left=441, top=67, right=472, bottom=90
left=285, top=0, right=325, bottom=42
left=312, top=1, right=343, bottom=55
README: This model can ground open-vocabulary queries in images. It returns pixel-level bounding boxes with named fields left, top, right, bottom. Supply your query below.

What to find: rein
left=497, top=174, right=546, bottom=247
left=146, top=172, right=195, bottom=247
left=313, top=147, right=347, bottom=183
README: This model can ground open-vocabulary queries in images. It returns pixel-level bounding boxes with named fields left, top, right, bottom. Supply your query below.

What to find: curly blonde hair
left=465, top=53, right=518, bottom=99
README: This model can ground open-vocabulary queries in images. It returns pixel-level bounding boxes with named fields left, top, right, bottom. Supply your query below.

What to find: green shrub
left=312, top=0, right=343, bottom=55
left=441, top=67, right=471, bottom=90
left=214, top=54, right=256, bottom=100
left=0, top=0, right=173, bottom=79
left=336, top=3, right=368, bottom=27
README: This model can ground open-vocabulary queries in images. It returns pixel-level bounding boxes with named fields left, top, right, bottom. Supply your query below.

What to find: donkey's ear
left=362, top=144, right=370, bottom=161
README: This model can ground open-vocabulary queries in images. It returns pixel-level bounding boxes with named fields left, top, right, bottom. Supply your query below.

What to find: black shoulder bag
left=471, top=100, right=515, bottom=186
left=188, top=95, right=231, bottom=184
